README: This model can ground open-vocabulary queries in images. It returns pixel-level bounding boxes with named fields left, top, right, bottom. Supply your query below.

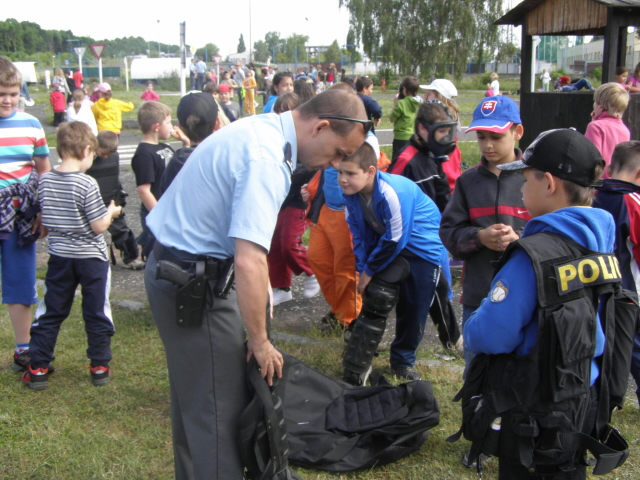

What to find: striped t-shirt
left=39, top=170, right=109, bottom=261
left=0, top=110, right=49, bottom=190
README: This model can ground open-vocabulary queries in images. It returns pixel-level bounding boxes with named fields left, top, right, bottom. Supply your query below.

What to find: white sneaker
left=303, top=275, right=321, bottom=299
left=25, top=99, right=35, bottom=107
left=273, top=288, right=293, bottom=306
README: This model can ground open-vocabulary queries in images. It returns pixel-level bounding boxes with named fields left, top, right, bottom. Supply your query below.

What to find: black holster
left=175, top=260, right=207, bottom=328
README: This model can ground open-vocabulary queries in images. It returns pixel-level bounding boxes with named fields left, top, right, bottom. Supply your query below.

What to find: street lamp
left=305, top=17, right=309, bottom=65
left=157, top=20, right=161, bottom=57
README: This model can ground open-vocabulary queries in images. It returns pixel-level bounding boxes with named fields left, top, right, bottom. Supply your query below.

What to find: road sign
left=90, top=43, right=107, bottom=59
left=74, top=47, right=86, bottom=56
left=213, top=55, right=222, bottom=65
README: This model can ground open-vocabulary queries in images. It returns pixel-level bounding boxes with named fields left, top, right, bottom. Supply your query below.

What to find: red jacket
left=50, top=91, right=66, bottom=113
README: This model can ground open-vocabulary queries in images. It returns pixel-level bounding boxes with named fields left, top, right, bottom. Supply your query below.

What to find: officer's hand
left=247, top=338, right=283, bottom=386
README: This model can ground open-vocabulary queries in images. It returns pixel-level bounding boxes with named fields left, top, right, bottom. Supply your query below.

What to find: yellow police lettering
left=598, top=256, right=615, bottom=280
left=578, top=259, right=599, bottom=283
left=610, top=255, right=622, bottom=278
left=558, top=264, right=577, bottom=292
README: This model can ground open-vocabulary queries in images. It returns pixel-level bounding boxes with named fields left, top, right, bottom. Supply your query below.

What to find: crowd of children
left=5, top=52, right=640, bottom=479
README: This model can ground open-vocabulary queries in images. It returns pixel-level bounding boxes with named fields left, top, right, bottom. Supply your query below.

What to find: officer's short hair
left=295, top=89, right=366, bottom=137
left=138, top=101, right=172, bottom=134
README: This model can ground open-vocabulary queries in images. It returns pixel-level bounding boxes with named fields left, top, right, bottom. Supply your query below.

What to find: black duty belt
left=153, top=242, right=222, bottom=278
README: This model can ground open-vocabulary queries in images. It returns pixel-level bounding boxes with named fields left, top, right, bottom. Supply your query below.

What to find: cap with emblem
left=497, top=128, right=605, bottom=187
left=466, top=96, right=521, bottom=134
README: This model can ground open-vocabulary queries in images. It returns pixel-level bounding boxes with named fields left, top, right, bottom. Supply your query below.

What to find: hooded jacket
left=594, top=179, right=640, bottom=293
left=390, top=96, right=422, bottom=141
left=343, top=171, right=443, bottom=277
left=464, top=206, right=615, bottom=385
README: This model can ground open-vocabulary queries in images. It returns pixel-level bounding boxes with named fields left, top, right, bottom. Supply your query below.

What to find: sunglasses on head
left=318, top=115, right=373, bottom=134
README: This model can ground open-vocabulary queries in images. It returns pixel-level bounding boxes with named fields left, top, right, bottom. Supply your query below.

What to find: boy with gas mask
left=390, top=101, right=462, bottom=355
left=439, top=96, right=530, bottom=387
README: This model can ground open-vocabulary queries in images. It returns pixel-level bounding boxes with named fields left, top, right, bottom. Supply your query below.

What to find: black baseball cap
left=177, top=92, right=219, bottom=127
left=497, top=128, right=604, bottom=187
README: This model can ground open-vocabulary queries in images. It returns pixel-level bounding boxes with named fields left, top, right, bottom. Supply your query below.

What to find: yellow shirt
left=91, top=98, right=134, bottom=134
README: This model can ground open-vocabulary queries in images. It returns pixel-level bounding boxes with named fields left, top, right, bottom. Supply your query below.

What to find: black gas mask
left=419, top=120, right=457, bottom=159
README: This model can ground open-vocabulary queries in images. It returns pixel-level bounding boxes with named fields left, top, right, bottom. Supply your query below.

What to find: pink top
left=628, top=76, right=640, bottom=89
left=584, top=112, right=630, bottom=178
left=140, top=90, right=160, bottom=101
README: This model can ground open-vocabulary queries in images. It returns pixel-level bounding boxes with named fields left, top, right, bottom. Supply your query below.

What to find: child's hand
left=357, top=272, right=372, bottom=295
left=497, top=225, right=519, bottom=251
left=172, top=127, right=191, bottom=147
left=107, top=200, right=122, bottom=219
left=374, top=118, right=381, bottom=127
left=479, top=224, right=518, bottom=252
left=301, top=184, right=310, bottom=202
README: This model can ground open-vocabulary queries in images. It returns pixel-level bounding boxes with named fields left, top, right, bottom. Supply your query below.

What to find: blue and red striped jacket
left=439, top=152, right=530, bottom=307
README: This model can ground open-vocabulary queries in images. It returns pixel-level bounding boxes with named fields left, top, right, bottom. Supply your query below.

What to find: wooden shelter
left=496, top=0, right=640, bottom=148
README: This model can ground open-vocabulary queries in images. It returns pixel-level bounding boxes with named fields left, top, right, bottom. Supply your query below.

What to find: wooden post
left=602, top=8, right=621, bottom=83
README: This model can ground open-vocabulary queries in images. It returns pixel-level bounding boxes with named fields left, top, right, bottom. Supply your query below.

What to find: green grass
left=2, top=292, right=640, bottom=479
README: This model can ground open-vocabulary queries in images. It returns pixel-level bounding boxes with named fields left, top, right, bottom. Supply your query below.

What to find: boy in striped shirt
left=21, top=122, right=122, bottom=390
left=0, top=56, right=51, bottom=372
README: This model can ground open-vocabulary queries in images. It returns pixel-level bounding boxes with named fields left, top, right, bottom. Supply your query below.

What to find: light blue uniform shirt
left=147, top=111, right=297, bottom=258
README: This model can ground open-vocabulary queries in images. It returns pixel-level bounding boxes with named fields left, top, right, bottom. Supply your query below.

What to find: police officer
left=144, top=89, right=367, bottom=480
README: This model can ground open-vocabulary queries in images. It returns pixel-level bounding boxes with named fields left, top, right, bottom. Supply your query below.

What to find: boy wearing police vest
left=460, top=129, right=633, bottom=478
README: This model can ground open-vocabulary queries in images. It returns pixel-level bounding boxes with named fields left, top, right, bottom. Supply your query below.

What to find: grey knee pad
left=342, top=256, right=410, bottom=379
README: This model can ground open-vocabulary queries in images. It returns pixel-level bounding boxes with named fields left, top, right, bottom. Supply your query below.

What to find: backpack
left=240, top=352, right=440, bottom=477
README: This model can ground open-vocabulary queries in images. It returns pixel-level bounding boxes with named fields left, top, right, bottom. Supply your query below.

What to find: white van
left=13, top=62, right=38, bottom=83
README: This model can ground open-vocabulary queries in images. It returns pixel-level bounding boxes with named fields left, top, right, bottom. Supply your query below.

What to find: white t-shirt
left=491, top=80, right=500, bottom=96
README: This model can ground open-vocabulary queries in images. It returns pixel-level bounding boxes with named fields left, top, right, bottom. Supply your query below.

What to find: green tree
left=340, top=0, right=503, bottom=78
left=195, top=43, right=220, bottom=61
left=323, top=40, right=342, bottom=64
left=237, top=34, right=246, bottom=53
left=253, top=40, right=270, bottom=63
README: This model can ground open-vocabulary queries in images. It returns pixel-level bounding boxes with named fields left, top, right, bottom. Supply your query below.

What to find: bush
left=156, top=72, right=180, bottom=91
left=591, top=67, right=602, bottom=82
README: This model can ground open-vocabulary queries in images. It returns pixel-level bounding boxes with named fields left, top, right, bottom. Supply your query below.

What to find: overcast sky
left=5, top=0, right=353, bottom=57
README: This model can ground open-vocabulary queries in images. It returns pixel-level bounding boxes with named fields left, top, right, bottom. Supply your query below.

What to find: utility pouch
left=175, top=260, right=207, bottom=328
left=214, top=258, right=235, bottom=299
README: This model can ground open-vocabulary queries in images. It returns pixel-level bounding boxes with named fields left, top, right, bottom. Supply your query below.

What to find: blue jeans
left=390, top=256, right=439, bottom=369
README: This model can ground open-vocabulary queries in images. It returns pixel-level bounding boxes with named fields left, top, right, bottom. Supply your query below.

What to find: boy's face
left=363, top=84, right=374, bottom=96
left=475, top=127, right=521, bottom=165
left=220, top=91, right=230, bottom=103
left=157, top=115, right=173, bottom=140
left=337, top=160, right=374, bottom=195
left=0, top=85, right=20, bottom=118
left=275, top=77, right=294, bottom=95
left=521, top=168, right=547, bottom=218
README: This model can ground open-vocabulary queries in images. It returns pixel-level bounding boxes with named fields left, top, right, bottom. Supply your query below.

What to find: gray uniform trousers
left=144, top=251, right=248, bottom=480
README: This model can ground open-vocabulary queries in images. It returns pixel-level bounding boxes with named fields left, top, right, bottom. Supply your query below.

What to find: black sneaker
left=21, top=366, right=49, bottom=390
left=391, top=366, right=422, bottom=381
left=90, top=365, right=111, bottom=386
left=12, top=350, right=30, bottom=372
left=317, top=312, right=344, bottom=333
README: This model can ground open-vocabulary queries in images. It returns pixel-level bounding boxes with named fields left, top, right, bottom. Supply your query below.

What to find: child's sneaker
left=303, top=275, right=321, bottom=299
left=121, top=259, right=145, bottom=270
left=90, top=365, right=111, bottom=386
left=21, top=366, right=49, bottom=390
left=12, top=350, right=30, bottom=372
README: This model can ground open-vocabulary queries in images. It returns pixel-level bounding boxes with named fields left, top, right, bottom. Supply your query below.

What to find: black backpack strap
left=571, top=427, right=629, bottom=475
left=240, top=355, right=302, bottom=480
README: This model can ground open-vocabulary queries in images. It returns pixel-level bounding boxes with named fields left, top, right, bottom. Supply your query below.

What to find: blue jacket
left=464, top=206, right=615, bottom=385
left=343, top=171, right=443, bottom=276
